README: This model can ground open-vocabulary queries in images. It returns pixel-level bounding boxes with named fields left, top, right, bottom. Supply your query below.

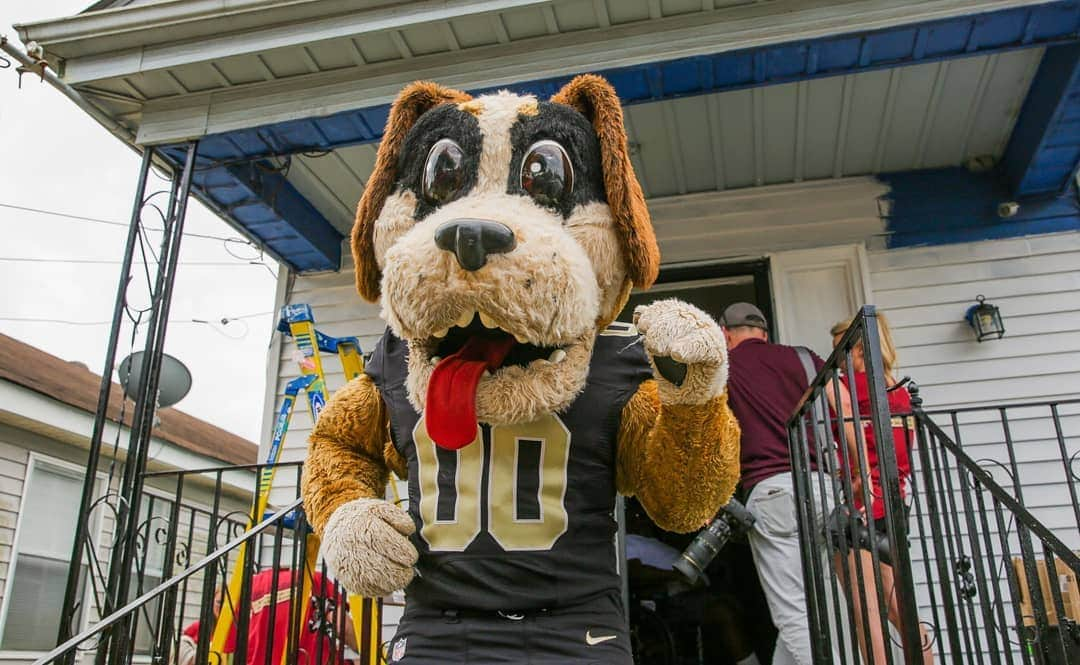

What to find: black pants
left=386, top=593, right=632, bottom=664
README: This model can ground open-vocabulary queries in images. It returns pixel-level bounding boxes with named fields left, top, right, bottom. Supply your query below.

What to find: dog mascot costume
left=302, top=75, right=741, bottom=664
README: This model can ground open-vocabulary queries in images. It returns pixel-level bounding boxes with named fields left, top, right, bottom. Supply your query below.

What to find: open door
left=768, top=244, right=873, bottom=358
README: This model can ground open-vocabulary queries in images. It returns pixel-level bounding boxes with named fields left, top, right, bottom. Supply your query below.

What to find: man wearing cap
left=720, top=303, right=854, bottom=665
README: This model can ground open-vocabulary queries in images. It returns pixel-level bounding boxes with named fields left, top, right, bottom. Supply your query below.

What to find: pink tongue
left=426, top=335, right=516, bottom=450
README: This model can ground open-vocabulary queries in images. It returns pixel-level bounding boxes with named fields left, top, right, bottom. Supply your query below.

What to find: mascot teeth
left=455, top=310, right=475, bottom=328
left=479, top=312, right=498, bottom=329
left=430, top=356, right=441, bottom=365
left=549, top=349, right=567, bottom=363
left=432, top=328, right=449, bottom=338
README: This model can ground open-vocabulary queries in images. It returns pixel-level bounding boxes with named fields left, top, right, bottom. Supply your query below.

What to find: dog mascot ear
left=551, top=75, right=659, bottom=289
left=352, top=82, right=472, bottom=302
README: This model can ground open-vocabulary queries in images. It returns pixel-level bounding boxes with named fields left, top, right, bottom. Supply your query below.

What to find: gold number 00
left=413, top=414, right=570, bottom=552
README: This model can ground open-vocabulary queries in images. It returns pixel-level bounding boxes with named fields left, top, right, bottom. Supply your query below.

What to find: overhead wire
left=1, top=201, right=280, bottom=277
left=0, top=257, right=272, bottom=266
left=0, top=311, right=276, bottom=340
left=0, top=201, right=242, bottom=242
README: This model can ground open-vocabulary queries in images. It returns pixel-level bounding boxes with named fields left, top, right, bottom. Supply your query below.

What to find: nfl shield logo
left=392, top=637, right=407, bottom=662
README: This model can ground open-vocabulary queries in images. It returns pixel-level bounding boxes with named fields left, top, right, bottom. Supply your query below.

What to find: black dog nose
left=434, top=219, right=516, bottom=271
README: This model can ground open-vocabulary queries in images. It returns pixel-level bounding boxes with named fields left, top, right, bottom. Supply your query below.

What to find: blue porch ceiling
left=161, top=0, right=1080, bottom=273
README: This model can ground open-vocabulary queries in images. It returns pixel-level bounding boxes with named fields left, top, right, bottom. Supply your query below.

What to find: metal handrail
left=915, top=412, right=1080, bottom=573
left=36, top=497, right=304, bottom=665
left=142, top=460, right=303, bottom=478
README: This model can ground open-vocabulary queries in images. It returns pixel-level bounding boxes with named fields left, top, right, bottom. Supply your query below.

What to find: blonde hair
left=830, top=312, right=898, bottom=379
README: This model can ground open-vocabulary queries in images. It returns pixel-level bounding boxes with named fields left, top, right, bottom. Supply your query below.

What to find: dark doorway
left=617, top=259, right=775, bottom=340
left=618, top=259, right=778, bottom=665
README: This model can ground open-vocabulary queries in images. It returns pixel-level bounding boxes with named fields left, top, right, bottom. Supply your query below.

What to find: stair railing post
left=56, top=148, right=155, bottom=660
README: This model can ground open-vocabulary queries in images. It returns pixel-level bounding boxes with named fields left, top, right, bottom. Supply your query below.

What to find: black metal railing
left=43, top=461, right=378, bottom=665
left=912, top=399, right=1080, bottom=665
left=788, top=305, right=1080, bottom=665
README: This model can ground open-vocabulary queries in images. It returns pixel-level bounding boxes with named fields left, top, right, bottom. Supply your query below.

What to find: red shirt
left=843, top=372, right=914, bottom=520
left=183, top=569, right=346, bottom=665
left=727, top=338, right=824, bottom=491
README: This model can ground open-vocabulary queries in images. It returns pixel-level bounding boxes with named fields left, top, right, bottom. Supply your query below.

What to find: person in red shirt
left=830, top=314, right=932, bottom=665
left=177, top=569, right=355, bottom=665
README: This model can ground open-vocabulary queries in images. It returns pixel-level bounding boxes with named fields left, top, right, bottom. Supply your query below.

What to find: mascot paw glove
left=634, top=299, right=728, bottom=405
left=321, top=497, right=418, bottom=597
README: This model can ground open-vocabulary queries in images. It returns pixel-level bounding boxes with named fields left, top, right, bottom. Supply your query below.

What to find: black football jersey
left=365, top=323, right=652, bottom=611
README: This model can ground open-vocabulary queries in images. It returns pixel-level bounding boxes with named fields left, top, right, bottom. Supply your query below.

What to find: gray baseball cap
left=721, top=302, right=768, bottom=330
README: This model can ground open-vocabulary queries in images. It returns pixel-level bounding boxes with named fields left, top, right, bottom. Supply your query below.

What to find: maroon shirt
left=727, top=338, right=824, bottom=491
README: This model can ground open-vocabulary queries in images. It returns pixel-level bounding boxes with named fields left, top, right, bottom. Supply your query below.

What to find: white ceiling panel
left=802, top=75, right=845, bottom=180
left=625, top=103, right=678, bottom=196
left=670, top=96, right=715, bottom=193
left=880, top=62, right=937, bottom=172
left=259, top=49, right=316, bottom=78
left=716, top=89, right=755, bottom=190
left=552, top=2, right=600, bottom=32
left=606, top=0, right=651, bottom=24
left=966, top=49, right=1042, bottom=159
left=450, top=15, right=502, bottom=49
left=213, top=55, right=272, bottom=86
left=280, top=46, right=1042, bottom=235
left=356, top=32, right=401, bottom=64
left=306, top=40, right=361, bottom=71
left=922, top=58, right=985, bottom=169
left=616, top=47, right=1043, bottom=199
left=841, top=68, right=891, bottom=175
left=400, top=25, right=452, bottom=56
left=762, top=83, right=798, bottom=185
left=500, top=6, right=551, bottom=40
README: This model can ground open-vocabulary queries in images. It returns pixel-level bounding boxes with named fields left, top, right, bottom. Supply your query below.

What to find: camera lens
left=673, top=517, right=731, bottom=585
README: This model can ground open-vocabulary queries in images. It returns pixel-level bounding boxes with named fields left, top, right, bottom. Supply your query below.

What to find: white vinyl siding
left=870, top=231, right=1080, bottom=409
left=869, top=230, right=1080, bottom=663
left=0, top=440, right=26, bottom=613
left=266, top=259, right=385, bottom=510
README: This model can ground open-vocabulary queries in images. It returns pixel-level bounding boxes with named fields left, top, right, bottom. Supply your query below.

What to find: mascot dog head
left=352, top=75, right=659, bottom=446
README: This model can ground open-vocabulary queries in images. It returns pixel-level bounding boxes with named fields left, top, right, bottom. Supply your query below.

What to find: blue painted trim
left=879, top=168, right=1080, bottom=248
left=161, top=146, right=343, bottom=271
left=164, top=0, right=1080, bottom=272
left=1002, top=43, right=1080, bottom=197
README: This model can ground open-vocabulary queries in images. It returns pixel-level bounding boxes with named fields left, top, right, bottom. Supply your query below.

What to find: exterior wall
left=868, top=231, right=1080, bottom=661
left=0, top=417, right=254, bottom=665
left=870, top=231, right=1080, bottom=409
left=268, top=180, right=1080, bottom=648
left=0, top=438, right=27, bottom=612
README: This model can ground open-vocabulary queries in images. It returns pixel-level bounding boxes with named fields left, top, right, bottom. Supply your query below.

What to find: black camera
left=673, top=498, right=756, bottom=586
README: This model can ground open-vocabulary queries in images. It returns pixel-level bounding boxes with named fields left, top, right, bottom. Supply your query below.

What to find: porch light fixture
left=965, top=295, right=1005, bottom=342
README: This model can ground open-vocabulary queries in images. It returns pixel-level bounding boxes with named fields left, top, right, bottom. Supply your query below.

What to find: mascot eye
left=422, top=138, right=467, bottom=206
left=520, top=140, right=573, bottom=209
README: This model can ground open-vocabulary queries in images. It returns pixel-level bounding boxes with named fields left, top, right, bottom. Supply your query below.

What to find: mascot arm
left=301, top=374, right=418, bottom=597
left=616, top=381, right=741, bottom=532
left=615, top=299, right=742, bottom=532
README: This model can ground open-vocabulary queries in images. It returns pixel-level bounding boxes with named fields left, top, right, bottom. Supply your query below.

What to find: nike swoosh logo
left=585, top=631, right=617, bottom=646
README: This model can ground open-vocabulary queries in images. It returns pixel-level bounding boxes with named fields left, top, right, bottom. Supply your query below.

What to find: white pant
left=747, top=472, right=838, bottom=665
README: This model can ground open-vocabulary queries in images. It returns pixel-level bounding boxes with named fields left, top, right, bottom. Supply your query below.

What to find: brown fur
left=311, top=76, right=740, bottom=601
left=617, top=381, right=742, bottom=532
left=352, top=81, right=473, bottom=302
left=551, top=75, right=660, bottom=289
left=302, top=374, right=392, bottom=535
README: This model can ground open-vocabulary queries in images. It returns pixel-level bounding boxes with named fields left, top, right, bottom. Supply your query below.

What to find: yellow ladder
left=210, top=304, right=380, bottom=665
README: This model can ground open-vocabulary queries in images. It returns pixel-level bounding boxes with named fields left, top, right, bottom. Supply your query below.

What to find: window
left=0, top=459, right=93, bottom=651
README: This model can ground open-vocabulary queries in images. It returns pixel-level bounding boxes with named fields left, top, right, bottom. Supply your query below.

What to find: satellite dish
left=117, top=351, right=192, bottom=408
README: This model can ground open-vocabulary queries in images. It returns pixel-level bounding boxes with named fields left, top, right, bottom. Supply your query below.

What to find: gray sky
left=1, top=0, right=279, bottom=443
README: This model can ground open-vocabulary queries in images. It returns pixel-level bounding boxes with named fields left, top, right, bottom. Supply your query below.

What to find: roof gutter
left=1, top=33, right=136, bottom=146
